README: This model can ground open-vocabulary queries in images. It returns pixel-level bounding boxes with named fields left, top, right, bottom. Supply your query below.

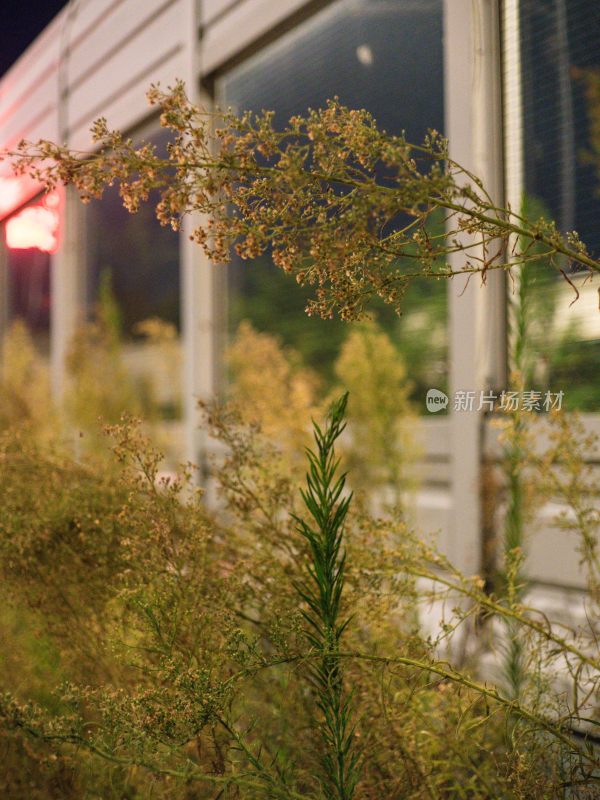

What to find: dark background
left=1, top=1, right=66, bottom=77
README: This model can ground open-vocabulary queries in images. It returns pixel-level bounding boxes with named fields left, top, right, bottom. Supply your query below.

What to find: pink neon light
left=5, top=193, right=60, bottom=253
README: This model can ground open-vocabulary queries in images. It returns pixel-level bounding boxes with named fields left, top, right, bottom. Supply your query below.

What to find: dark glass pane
left=86, top=126, right=180, bottom=336
left=217, top=0, right=447, bottom=402
left=2, top=195, right=53, bottom=356
left=7, top=248, right=51, bottom=335
left=85, top=124, right=182, bottom=429
left=520, top=0, right=600, bottom=410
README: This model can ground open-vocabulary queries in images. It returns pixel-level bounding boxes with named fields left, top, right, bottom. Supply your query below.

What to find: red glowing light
left=5, top=192, right=60, bottom=253
left=0, top=176, right=29, bottom=217
left=0, top=173, right=43, bottom=219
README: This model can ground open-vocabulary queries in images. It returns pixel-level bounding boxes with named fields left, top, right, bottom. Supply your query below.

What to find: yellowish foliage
left=227, top=321, right=322, bottom=456
left=65, top=321, right=147, bottom=446
left=133, top=316, right=182, bottom=411
left=334, top=321, right=417, bottom=504
left=0, top=321, right=56, bottom=441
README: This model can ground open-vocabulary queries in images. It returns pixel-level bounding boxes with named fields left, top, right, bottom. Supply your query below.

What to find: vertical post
left=503, top=0, right=524, bottom=368
left=502, top=0, right=523, bottom=229
left=181, top=0, right=223, bottom=472
left=50, top=184, right=86, bottom=398
left=50, top=0, right=86, bottom=402
left=444, top=0, right=506, bottom=574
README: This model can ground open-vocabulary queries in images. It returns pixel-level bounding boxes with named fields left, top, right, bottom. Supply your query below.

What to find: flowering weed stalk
left=294, top=393, right=360, bottom=800
left=7, top=83, right=600, bottom=322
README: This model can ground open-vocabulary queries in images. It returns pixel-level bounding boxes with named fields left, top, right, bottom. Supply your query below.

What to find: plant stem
left=294, top=393, right=360, bottom=800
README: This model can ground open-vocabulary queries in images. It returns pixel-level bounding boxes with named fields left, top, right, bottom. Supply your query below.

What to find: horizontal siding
left=69, top=46, right=186, bottom=149
left=482, top=415, right=600, bottom=589
left=201, top=0, right=239, bottom=27
left=68, top=2, right=185, bottom=144
left=418, top=417, right=452, bottom=459
left=10, top=108, right=60, bottom=155
left=0, top=17, right=62, bottom=175
left=414, top=459, right=452, bottom=486
left=200, top=0, right=310, bottom=74
left=0, top=0, right=118, bottom=137
left=414, top=488, right=453, bottom=554
left=63, top=0, right=126, bottom=49
left=528, top=506, right=586, bottom=588
left=1, top=72, right=59, bottom=150
left=483, top=413, right=600, bottom=461
left=413, top=419, right=452, bottom=555
left=0, top=0, right=187, bottom=198
left=414, top=416, right=597, bottom=589
left=67, top=0, right=180, bottom=90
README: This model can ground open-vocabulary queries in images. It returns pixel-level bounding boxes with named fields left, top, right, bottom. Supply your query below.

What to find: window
left=85, top=122, right=182, bottom=450
left=518, top=0, right=600, bottom=410
left=1, top=192, right=57, bottom=357
left=86, top=126, right=180, bottom=337
left=216, top=0, right=447, bottom=403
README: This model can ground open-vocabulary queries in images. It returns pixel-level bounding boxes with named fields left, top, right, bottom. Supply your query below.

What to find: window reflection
left=7, top=248, right=51, bottom=341
left=86, top=128, right=179, bottom=335
left=217, top=0, right=446, bottom=405
left=2, top=195, right=53, bottom=357
left=85, top=123, right=182, bottom=448
left=520, top=0, right=600, bottom=410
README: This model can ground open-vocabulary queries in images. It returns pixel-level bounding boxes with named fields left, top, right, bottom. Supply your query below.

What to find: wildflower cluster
left=5, top=82, right=599, bottom=320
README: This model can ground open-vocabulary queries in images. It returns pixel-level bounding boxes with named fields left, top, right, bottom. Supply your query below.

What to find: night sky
left=1, top=1, right=66, bottom=77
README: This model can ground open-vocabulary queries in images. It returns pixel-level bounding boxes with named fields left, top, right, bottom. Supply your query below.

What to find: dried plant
left=2, top=83, right=600, bottom=798
left=4, top=82, right=600, bottom=324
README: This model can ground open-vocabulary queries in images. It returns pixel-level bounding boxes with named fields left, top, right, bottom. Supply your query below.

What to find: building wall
left=0, top=0, right=598, bottom=591
left=0, top=0, right=187, bottom=164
